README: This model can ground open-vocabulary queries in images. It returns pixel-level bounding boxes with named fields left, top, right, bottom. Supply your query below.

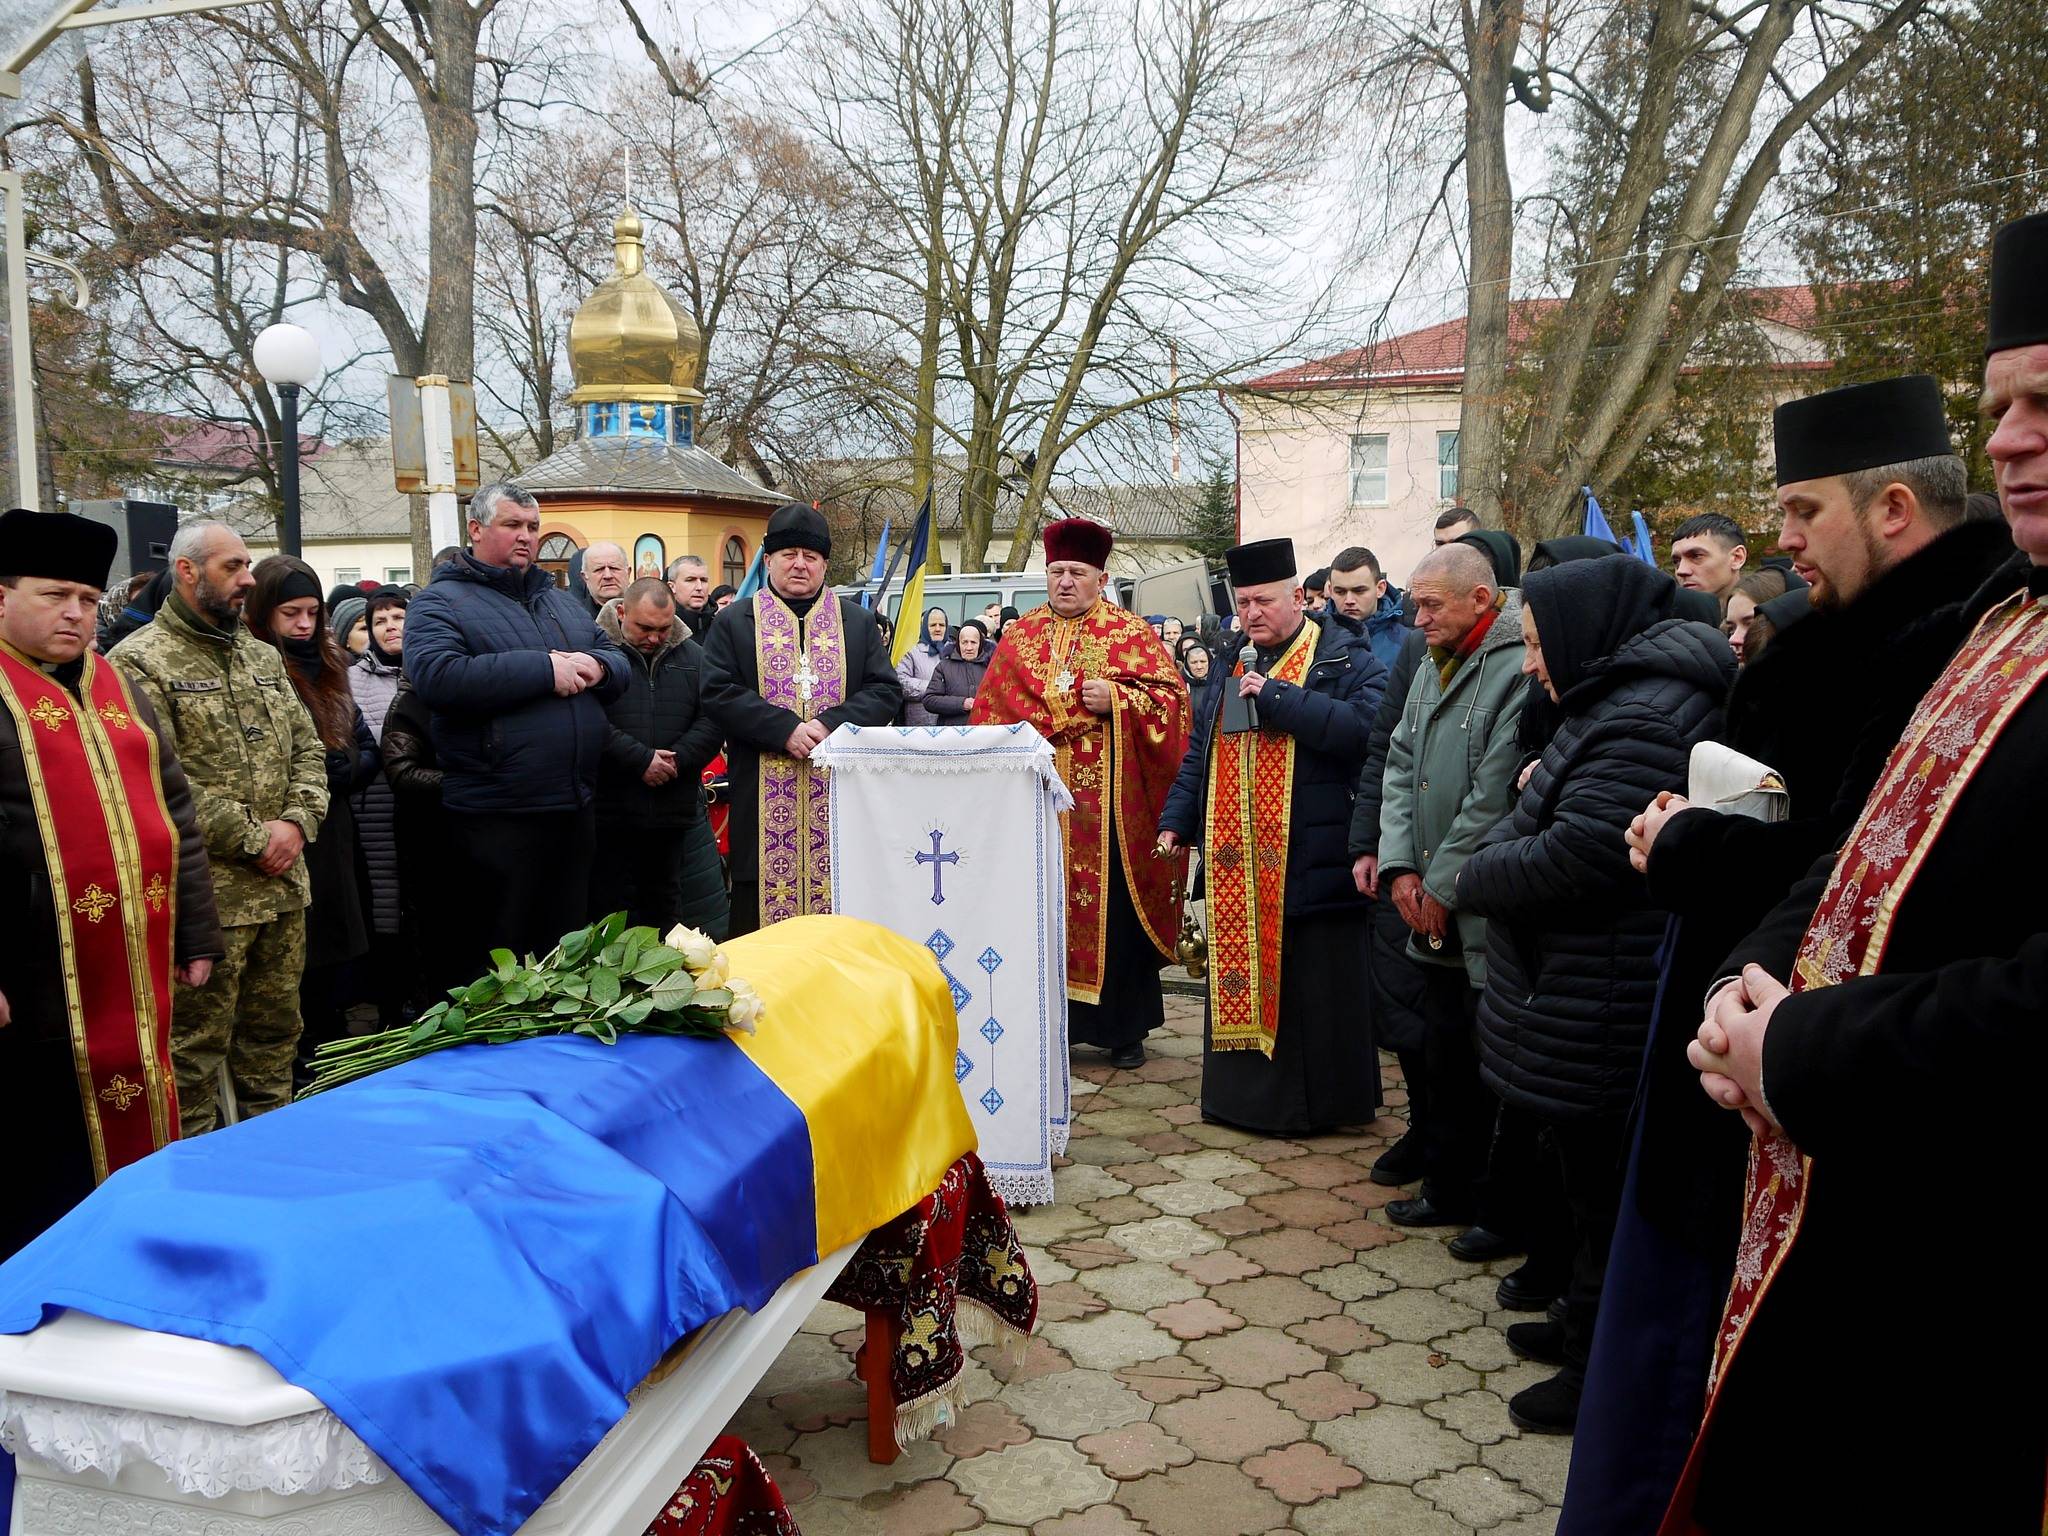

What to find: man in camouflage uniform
left=111, top=523, right=328, bottom=1135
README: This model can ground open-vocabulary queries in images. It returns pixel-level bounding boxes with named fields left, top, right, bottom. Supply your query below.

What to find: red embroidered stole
left=0, top=643, right=180, bottom=1179
left=970, top=603, right=1188, bottom=1003
left=1202, top=620, right=1318, bottom=1056
left=754, top=591, right=846, bottom=927
left=1661, top=589, right=2048, bottom=1533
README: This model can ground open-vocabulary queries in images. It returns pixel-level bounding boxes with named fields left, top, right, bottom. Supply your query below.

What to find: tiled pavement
left=722, top=991, right=1570, bottom=1535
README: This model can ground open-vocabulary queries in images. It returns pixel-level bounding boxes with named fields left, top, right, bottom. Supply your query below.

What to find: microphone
left=1238, top=644, right=1260, bottom=731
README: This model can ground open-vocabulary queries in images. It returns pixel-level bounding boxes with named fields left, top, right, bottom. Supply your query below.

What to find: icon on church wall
left=634, top=534, right=666, bottom=578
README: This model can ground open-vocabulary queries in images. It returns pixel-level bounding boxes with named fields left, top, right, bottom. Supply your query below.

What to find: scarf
left=1431, top=593, right=1503, bottom=686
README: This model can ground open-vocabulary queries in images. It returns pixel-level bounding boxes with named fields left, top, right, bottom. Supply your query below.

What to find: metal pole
left=1, top=170, right=37, bottom=510
left=277, top=383, right=302, bottom=557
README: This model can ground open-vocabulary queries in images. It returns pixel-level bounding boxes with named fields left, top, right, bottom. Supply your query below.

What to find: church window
left=722, top=536, right=748, bottom=587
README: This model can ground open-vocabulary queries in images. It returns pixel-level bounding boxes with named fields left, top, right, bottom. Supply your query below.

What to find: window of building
left=1438, top=430, right=1460, bottom=500
left=334, top=567, right=361, bottom=585
left=385, top=566, right=412, bottom=586
left=537, top=534, right=579, bottom=589
left=1348, top=434, right=1388, bottom=506
left=722, top=536, right=748, bottom=587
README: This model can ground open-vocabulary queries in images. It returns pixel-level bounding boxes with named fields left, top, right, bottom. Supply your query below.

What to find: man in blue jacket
left=1325, top=545, right=1411, bottom=673
left=402, top=481, right=630, bottom=966
left=1158, top=537, right=1386, bottom=1135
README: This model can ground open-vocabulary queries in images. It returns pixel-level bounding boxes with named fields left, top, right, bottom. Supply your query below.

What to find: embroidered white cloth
left=816, top=723, right=1072, bottom=1204
left=0, top=1388, right=386, bottom=1497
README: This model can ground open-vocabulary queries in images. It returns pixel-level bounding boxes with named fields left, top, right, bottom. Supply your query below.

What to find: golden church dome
left=567, top=207, right=704, bottom=407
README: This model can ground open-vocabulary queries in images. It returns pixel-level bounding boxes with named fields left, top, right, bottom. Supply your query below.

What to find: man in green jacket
left=111, top=523, right=328, bottom=1135
left=1374, top=540, right=1526, bottom=1228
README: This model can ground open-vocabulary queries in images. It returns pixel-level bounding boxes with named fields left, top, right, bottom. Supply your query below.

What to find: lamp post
left=253, top=323, right=321, bottom=558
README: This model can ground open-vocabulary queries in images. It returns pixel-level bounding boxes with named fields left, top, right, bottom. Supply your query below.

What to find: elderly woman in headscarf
left=924, top=618, right=992, bottom=719
left=897, top=604, right=951, bottom=725
left=1453, top=557, right=1734, bottom=1438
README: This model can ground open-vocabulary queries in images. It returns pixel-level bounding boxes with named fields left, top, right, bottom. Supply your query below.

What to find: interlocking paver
left=1265, top=1370, right=1376, bottom=1422
left=1417, top=1464, right=1544, bottom=1528
left=953, top=1440, right=1115, bottom=1526
left=1114, top=1458, right=1288, bottom=1536
left=1241, top=1440, right=1366, bottom=1504
left=1285, top=1312, right=1387, bottom=1355
left=1144, top=1295, right=1243, bottom=1341
left=1169, top=1249, right=1263, bottom=1285
left=1207, top=1273, right=1341, bottom=1326
left=936, top=1399, right=1034, bottom=1458
left=1183, top=1326, right=1324, bottom=1388
left=1073, top=1420, right=1193, bottom=1480
left=1230, top=1228, right=1352, bottom=1276
left=1040, top=1310, right=1180, bottom=1371
left=1313, top=1401, right=1477, bottom=1483
left=1113, top=1354, right=1222, bottom=1404
left=1152, top=1385, right=1309, bottom=1461
left=1072, top=1260, right=1202, bottom=1312
left=1002, top=1367, right=1151, bottom=1439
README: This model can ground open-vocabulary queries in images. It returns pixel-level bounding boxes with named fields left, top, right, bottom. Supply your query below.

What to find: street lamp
left=253, top=322, right=321, bottom=558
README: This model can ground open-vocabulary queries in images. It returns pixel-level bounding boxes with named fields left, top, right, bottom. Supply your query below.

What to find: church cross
left=915, top=829, right=960, bottom=906
left=28, top=695, right=69, bottom=732
left=795, top=652, right=820, bottom=705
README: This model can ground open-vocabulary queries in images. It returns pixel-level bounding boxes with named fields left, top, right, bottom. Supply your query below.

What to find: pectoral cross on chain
left=916, top=829, right=960, bottom=905
left=794, top=652, right=819, bottom=707
left=1054, top=669, right=1077, bottom=693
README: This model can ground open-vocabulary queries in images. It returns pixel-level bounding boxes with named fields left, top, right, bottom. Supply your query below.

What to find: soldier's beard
left=193, top=574, right=244, bottom=629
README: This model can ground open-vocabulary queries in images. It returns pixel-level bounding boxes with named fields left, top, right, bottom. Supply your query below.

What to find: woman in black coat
left=924, top=619, right=992, bottom=718
left=1456, top=557, right=1735, bottom=1436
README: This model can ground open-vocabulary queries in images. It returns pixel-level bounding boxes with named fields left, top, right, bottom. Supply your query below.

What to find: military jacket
left=110, top=594, right=328, bottom=926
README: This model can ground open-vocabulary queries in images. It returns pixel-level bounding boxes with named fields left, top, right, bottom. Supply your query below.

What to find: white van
left=839, top=571, right=1128, bottom=628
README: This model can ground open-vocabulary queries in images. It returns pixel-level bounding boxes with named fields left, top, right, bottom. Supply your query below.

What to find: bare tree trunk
left=1455, top=0, right=1522, bottom=529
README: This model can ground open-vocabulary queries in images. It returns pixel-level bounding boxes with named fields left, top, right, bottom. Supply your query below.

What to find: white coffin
left=0, top=1243, right=854, bottom=1536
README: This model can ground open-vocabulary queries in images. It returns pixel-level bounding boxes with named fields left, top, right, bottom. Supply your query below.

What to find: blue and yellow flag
left=890, top=495, right=934, bottom=666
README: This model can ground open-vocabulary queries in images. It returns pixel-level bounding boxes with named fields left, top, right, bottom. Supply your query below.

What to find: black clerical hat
left=0, top=508, right=118, bottom=589
left=763, top=502, right=831, bottom=556
left=1224, top=538, right=1297, bottom=588
left=1987, top=211, right=2048, bottom=356
left=1773, top=374, right=1952, bottom=486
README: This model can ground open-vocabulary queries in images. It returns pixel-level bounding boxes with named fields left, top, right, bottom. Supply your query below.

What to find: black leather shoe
left=1108, top=1042, right=1146, bottom=1070
left=1385, top=1195, right=1475, bottom=1228
left=1505, top=1320, right=1566, bottom=1366
left=1447, top=1226, right=1524, bottom=1263
left=1507, top=1372, right=1581, bottom=1435
left=1548, top=1296, right=1568, bottom=1326
left=1495, top=1263, right=1563, bottom=1312
left=1368, top=1131, right=1424, bottom=1186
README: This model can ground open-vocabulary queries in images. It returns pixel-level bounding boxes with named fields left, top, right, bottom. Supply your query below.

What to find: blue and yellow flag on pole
left=889, top=494, right=934, bottom=666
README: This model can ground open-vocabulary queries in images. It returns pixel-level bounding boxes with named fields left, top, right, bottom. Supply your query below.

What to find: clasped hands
left=1689, top=964, right=1788, bottom=1136
left=642, top=748, right=679, bottom=786
left=1625, top=790, right=1690, bottom=874
left=1387, top=872, right=1448, bottom=941
left=550, top=649, right=607, bottom=697
left=783, top=719, right=830, bottom=759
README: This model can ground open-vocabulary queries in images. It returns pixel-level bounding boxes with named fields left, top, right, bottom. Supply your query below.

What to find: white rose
left=697, top=948, right=732, bottom=988
left=726, top=978, right=764, bottom=1034
left=663, top=925, right=717, bottom=969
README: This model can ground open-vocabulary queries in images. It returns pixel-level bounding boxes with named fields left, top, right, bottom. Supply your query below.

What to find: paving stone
left=1054, top=1163, right=1135, bottom=1204
left=1301, top=1262, right=1396, bottom=1303
left=1230, top=1228, right=1351, bottom=1276
left=1317, top=1217, right=1409, bottom=1250
left=1493, top=1508, right=1564, bottom=1536
left=1154, top=1103, right=1205, bottom=1125
left=1103, top=1161, right=1177, bottom=1188
left=1170, top=1249, right=1263, bottom=1285
left=1313, top=1402, right=1476, bottom=1483
left=1291, top=1480, right=1470, bottom=1536
left=1073, top=1420, right=1194, bottom=1480
left=1179, top=1120, right=1257, bottom=1148
left=1241, top=1440, right=1365, bottom=1505
left=1207, top=1273, right=1341, bottom=1326
left=1441, top=1270, right=1506, bottom=1315
left=1031, top=1507, right=1148, bottom=1536
left=1363, top=1285, right=1485, bottom=1343
left=1158, top=1148, right=1260, bottom=1183
left=758, top=1450, right=817, bottom=1504
left=1480, top=1428, right=1576, bottom=1503
left=1002, top=1367, right=1153, bottom=1439
left=1246, top=1188, right=1361, bottom=1228
left=1103, top=1215, right=1222, bottom=1262
left=1359, top=1234, right=1485, bottom=1289
left=1197, top=1198, right=1285, bottom=1237
left=1087, top=1107, right=1175, bottom=1138
left=1435, top=1324, right=1516, bottom=1373
left=1041, top=1310, right=1181, bottom=1371
left=1264, top=1370, right=1377, bottom=1422
left=1129, top=1130, right=1200, bottom=1156
left=722, top=1394, right=800, bottom=1455
left=977, top=1336, right=1076, bottom=1384
left=1012, top=1204, right=1103, bottom=1245
left=1037, top=1281, right=1110, bottom=1324
left=1152, top=1386, right=1309, bottom=1461
left=1184, top=1327, right=1325, bottom=1388
left=1424, top=1387, right=1516, bottom=1446
left=1235, top=1138, right=1311, bottom=1164
left=1261, top=1153, right=1361, bottom=1190
left=953, top=1440, right=1116, bottom=1526
left=937, top=1398, right=1035, bottom=1458
left=1285, top=1314, right=1387, bottom=1356
left=760, top=1332, right=857, bottom=1398
left=1417, top=1464, right=1543, bottom=1528
left=1113, top=1354, right=1221, bottom=1404
left=1049, top=1238, right=1135, bottom=1272
left=1028, top=1248, right=1079, bottom=1285
left=1326, top=1179, right=1402, bottom=1210
left=1334, top=1340, right=1481, bottom=1405
left=1100, top=1081, right=1184, bottom=1107
left=1065, top=1135, right=1149, bottom=1168
left=1074, top=1261, right=1202, bottom=1311
left=1144, top=1296, right=1244, bottom=1341
left=1130, top=1056, right=1201, bottom=1085
left=802, top=1299, right=864, bottom=1335
left=1114, top=1457, right=1288, bottom=1536
left=1214, top=1170, right=1294, bottom=1197
left=769, top=1373, right=866, bottom=1432
left=797, top=1423, right=953, bottom=1500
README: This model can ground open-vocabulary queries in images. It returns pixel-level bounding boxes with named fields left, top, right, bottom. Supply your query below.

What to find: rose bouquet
left=297, top=914, right=764, bottom=1097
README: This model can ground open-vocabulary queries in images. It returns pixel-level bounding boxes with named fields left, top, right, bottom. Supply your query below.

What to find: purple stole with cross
left=753, top=589, right=847, bottom=927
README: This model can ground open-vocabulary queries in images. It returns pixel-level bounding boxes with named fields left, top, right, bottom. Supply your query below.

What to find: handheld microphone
left=1239, top=644, right=1260, bottom=730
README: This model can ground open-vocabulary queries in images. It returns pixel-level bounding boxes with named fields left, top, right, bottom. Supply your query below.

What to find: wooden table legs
left=860, top=1311, right=900, bottom=1465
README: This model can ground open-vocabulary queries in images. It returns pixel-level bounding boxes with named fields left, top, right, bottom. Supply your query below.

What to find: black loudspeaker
left=69, top=500, right=180, bottom=582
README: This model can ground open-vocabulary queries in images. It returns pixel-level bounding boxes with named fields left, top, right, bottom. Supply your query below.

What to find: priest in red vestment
left=0, top=509, right=224, bottom=1259
left=1665, top=211, right=2048, bottom=1532
left=972, top=518, right=1188, bottom=1068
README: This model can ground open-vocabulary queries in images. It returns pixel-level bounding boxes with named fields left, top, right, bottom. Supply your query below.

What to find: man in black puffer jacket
left=1159, top=538, right=1387, bottom=1136
left=1457, top=557, right=1735, bottom=1436
left=403, top=482, right=630, bottom=965
left=592, top=580, right=725, bottom=934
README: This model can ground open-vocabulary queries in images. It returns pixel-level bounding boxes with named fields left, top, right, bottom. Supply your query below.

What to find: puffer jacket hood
left=1522, top=556, right=1676, bottom=698
left=596, top=595, right=687, bottom=662
left=1455, top=529, right=1523, bottom=589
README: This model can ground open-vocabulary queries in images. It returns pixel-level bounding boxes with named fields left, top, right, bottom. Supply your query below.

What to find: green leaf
left=589, top=968, right=621, bottom=1007
left=614, top=996, right=655, bottom=1027
left=599, top=941, right=627, bottom=969
left=408, top=1019, right=439, bottom=1045
left=689, top=988, right=733, bottom=1012
left=650, top=970, right=697, bottom=1009
left=596, top=911, right=629, bottom=945
left=441, top=1007, right=468, bottom=1034
left=552, top=998, right=582, bottom=1015
left=489, top=947, right=517, bottom=979
left=632, top=947, right=687, bottom=982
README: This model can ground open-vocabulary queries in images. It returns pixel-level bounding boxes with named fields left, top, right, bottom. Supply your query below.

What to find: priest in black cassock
left=1158, top=538, right=1387, bottom=1134
left=1665, top=211, right=2048, bottom=1534
left=699, top=504, right=901, bottom=935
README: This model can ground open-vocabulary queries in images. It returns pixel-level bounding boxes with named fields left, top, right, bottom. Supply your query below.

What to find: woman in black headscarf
left=924, top=618, right=992, bottom=718
left=1454, top=557, right=1735, bottom=1436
